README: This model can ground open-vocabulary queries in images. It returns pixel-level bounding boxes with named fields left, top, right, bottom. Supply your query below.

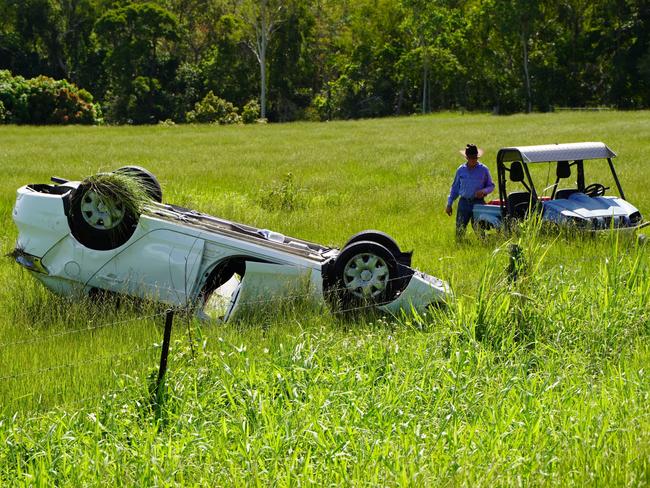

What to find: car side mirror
left=557, top=161, right=571, bottom=179
left=509, top=161, right=525, bottom=182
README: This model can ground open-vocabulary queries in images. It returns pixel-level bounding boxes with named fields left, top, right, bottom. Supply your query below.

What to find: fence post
left=152, top=308, right=174, bottom=409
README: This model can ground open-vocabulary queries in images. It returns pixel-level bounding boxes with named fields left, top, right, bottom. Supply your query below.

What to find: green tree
left=593, top=0, right=650, bottom=107
left=312, top=0, right=411, bottom=119
left=236, top=0, right=287, bottom=119
left=461, top=0, right=522, bottom=113
left=399, top=0, right=463, bottom=113
left=0, top=0, right=62, bottom=78
left=199, top=13, right=257, bottom=111
left=94, top=2, right=180, bottom=122
left=1, top=0, right=650, bottom=122
left=53, top=0, right=99, bottom=84
left=498, top=0, right=542, bottom=112
left=267, top=0, right=318, bottom=120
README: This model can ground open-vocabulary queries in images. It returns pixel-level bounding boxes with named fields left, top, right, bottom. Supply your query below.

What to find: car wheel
left=332, top=240, right=398, bottom=310
left=68, top=181, right=139, bottom=251
left=114, top=166, right=163, bottom=203
left=343, top=230, right=402, bottom=257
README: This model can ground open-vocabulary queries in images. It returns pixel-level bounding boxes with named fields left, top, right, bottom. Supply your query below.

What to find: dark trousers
left=456, top=197, right=484, bottom=238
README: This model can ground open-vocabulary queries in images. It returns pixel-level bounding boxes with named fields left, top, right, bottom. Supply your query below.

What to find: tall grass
left=0, top=113, right=649, bottom=484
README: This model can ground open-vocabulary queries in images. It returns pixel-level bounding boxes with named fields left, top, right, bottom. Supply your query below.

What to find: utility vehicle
left=472, top=142, right=645, bottom=233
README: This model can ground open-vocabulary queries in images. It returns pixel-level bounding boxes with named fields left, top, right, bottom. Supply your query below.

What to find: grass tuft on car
left=84, top=171, right=152, bottom=218
left=68, top=171, right=154, bottom=251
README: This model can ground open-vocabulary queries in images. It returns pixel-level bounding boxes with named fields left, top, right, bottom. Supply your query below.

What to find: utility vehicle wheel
left=333, top=240, right=398, bottom=309
left=114, top=166, right=163, bottom=203
left=473, top=220, right=498, bottom=238
left=343, top=230, right=402, bottom=257
left=68, top=181, right=139, bottom=251
left=512, top=202, right=530, bottom=220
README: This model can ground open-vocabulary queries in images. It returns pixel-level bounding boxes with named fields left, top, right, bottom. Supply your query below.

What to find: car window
left=515, top=160, right=620, bottom=198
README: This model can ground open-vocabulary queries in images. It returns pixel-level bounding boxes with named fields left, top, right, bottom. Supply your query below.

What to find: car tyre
left=343, top=230, right=402, bottom=257
left=332, top=240, right=399, bottom=311
left=68, top=181, right=139, bottom=251
left=114, top=166, right=163, bottom=203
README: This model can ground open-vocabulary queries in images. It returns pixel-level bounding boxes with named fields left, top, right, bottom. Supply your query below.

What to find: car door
left=87, top=228, right=205, bottom=306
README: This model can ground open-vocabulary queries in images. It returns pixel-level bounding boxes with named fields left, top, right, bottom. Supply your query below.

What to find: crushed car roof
left=497, top=142, right=617, bottom=163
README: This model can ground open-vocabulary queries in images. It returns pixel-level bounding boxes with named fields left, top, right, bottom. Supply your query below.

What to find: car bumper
left=379, top=271, right=452, bottom=314
left=587, top=220, right=650, bottom=234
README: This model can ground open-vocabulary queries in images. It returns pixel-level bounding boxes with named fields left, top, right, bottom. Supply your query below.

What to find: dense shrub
left=308, top=75, right=373, bottom=121
left=185, top=91, right=241, bottom=124
left=241, top=99, right=260, bottom=124
left=307, top=94, right=329, bottom=121
left=102, top=76, right=172, bottom=125
left=0, top=71, right=102, bottom=125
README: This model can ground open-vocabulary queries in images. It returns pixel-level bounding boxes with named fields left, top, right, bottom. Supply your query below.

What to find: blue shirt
left=447, top=161, right=495, bottom=207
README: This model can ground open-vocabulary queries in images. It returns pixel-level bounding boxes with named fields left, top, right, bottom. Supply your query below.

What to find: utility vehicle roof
left=497, top=142, right=616, bottom=164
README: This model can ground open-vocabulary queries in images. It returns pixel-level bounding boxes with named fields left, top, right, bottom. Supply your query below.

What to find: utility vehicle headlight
left=567, top=216, right=590, bottom=229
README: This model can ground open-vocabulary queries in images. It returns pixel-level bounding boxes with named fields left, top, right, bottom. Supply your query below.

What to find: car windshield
left=512, top=159, right=620, bottom=199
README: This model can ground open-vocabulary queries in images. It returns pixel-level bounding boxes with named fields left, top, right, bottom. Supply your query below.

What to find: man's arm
left=447, top=170, right=461, bottom=207
left=446, top=169, right=460, bottom=216
left=475, top=167, right=495, bottom=198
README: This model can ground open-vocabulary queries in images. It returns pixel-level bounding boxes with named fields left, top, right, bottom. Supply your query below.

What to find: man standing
left=445, top=144, right=495, bottom=238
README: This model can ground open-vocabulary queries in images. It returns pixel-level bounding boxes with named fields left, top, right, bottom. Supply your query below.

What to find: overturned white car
left=12, top=168, right=450, bottom=321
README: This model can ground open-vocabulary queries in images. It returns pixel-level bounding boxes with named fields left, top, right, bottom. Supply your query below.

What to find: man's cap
left=459, top=144, right=484, bottom=158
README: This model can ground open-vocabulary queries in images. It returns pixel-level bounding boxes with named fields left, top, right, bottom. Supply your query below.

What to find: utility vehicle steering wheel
left=583, top=183, right=609, bottom=197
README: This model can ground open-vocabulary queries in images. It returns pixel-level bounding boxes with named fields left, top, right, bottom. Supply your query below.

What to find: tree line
left=1, top=0, right=648, bottom=124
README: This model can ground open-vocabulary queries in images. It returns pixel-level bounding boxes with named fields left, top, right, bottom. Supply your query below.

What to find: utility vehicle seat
left=507, top=191, right=532, bottom=218
left=554, top=188, right=578, bottom=200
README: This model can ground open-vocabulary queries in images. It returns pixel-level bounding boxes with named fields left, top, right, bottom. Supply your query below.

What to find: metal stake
left=153, top=308, right=174, bottom=408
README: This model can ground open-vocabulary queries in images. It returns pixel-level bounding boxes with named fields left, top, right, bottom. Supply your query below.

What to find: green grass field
left=0, top=112, right=649, bottom=485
